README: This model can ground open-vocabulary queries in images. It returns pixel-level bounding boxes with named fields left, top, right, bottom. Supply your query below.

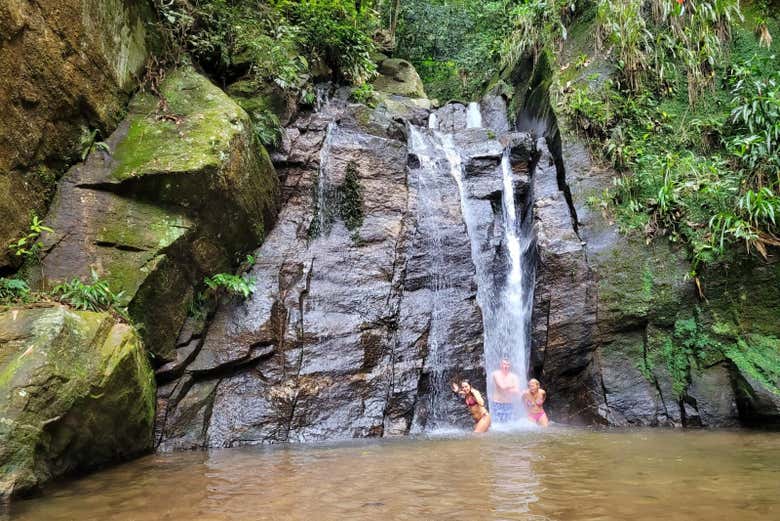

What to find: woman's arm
left=471, top=389, right=485, bottom=407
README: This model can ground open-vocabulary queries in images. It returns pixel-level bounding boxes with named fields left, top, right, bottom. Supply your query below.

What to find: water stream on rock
left=314, top=122, right=337, bottom=235
left=466, top=101, right=483, bottom=128
left=409, top=102, right=535, bottom=427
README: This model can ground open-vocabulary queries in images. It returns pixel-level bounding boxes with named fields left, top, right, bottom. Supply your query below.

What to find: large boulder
left=38, top=66, right=280, bottom=361
left=0, top=0, right=157, bottom=270
left=373, top=58, right=427, bottom=99
left=0, top=304, right=155, bottom=498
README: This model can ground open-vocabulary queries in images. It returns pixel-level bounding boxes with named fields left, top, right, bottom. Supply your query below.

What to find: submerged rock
left=38, top=66, right=280, bottom=361
left=0, top=304, right=155, bottom=498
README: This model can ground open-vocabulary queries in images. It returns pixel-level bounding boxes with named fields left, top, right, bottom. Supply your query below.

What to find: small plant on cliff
left=339, top=162, right=364, bottom=238
left=350, top=83, right=376, bottom=106
left=204, top=273, right=255, bottom=299
left=0, top=278, right=31, bottom=304
left=9, top=215, right=53, bottom=264
left=252, top=109, right=283, bottom=148
left=51, top=269, right=128, bottom=318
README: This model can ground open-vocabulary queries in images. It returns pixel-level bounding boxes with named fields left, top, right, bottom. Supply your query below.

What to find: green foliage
left=561, top=4, right=780, bottom=273
left=0, top=278, right=31, bottom=304
left=596, top=0, right=651, bottom=92
left=727, top=55, right=780, bottom=184
left=340, top=161, right=364, bottom=237
left=351, top=82, right=376, bottom=105
left=155, top=0, right=377, bottom=92
left=204, top=273, right=255, bottom=299
left=502, top=0, right=570, bottom=68
left=51, top=269, right=128, bottom=318
left=8, top=215, right=53, bottom=263
left=278, top=0, right=378, bottom=84
left=252, top=109, right=283, bottom=147
left=394, top=0, right=519, bottom=100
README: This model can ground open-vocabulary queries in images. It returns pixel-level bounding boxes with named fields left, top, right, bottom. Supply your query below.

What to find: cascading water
left=466, top=102, right=483, bottom=129
left=407, top=124, right=459, bottom=429
left=409, top=102, right=536, bottom=429
left=314, top=122, right=337, bottom=235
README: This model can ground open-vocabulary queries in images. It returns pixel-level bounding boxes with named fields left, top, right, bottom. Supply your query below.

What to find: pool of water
left=5, top=428, right=779, bottom=521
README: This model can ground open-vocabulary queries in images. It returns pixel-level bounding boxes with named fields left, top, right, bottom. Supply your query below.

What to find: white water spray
left=428, top=113, right=438, bottom=130
left=466, top=102, right=483, bottom=128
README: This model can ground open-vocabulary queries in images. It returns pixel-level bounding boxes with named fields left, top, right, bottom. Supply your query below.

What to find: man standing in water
left=491, top=358, right=521, bottom=422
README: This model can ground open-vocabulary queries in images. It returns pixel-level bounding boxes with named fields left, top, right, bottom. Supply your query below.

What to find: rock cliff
left=511, top=56, right=780, bottom=428
left=38, top=66, right=280, bottom=361
left=0, top=0, right=157, bottom=270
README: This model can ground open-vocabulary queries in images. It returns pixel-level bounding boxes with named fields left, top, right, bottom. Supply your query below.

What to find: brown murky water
left=6, top=428, right=780, bottom=521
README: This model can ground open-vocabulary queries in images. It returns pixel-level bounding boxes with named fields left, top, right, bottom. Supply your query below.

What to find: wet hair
left=529, top=378, right=540, bottom=386
left=460, top=379, right=470, bottom=387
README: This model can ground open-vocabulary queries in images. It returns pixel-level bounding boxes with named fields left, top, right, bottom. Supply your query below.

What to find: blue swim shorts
left=493, top=402, right=514, bottom=423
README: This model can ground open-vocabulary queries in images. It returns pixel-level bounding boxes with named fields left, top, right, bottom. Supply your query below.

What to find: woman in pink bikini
left=522, top=378, right=549, bottom=427
left=451, top=380, right=491, bottom=433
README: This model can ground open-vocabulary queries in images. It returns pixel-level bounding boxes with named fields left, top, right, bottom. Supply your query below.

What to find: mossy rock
left=226, top=80, right=298, bottom=127
left=596, top=236, right=694, bottom=329
left=39, top=67, right=280, bottom=361
left=0, top=0, right=158, bottom=270
left=0, top=304, right=155, bottom=498
left=372, top=58, right=427, bottom=99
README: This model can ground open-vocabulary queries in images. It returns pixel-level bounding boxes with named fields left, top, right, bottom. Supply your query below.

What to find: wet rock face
left=155, top=94, right=539, bottom=448
left=0, top=305, right=155, bottom=498
left=530, top=128, right=779, bottom=429
left=38, top=67, right=280, bottom=361
left=0, top=0, right=157, bottom=270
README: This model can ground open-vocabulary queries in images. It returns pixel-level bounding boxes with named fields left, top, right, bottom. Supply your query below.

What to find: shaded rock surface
left=0, top=304, right=155, bottom=498
left=0, top=0, right=157, bottom=270
left=38, top=67, right=280, bottom=361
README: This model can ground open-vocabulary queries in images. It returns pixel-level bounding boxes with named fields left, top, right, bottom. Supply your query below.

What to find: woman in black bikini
left=451, top=380, right=491, bottom=433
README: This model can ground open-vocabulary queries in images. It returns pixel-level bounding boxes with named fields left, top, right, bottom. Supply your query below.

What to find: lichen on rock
left=0, top=304, right=155, bottom=498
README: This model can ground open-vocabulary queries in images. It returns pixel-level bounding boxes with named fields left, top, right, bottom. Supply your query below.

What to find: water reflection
left=7, top=429, right=780, bottom=521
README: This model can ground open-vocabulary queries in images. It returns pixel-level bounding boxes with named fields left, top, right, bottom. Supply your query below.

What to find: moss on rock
left=0, top=304, right=155, bottom=498
left=39, top=67, right=281, bottom=361
left=372, top=58, right=427, bottom=99
left=0, top=0, right=158, bottom=270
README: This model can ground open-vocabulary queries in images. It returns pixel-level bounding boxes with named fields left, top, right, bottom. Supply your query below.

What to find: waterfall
left=409, top=101, right=536, bottom=429
left=466, top=102, right=483, bottom=129
left=314, top=122, right=337, bottom=235
left=428, top=113, right=438, bottom=130
left=314, top=83, right=331, bottom=112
